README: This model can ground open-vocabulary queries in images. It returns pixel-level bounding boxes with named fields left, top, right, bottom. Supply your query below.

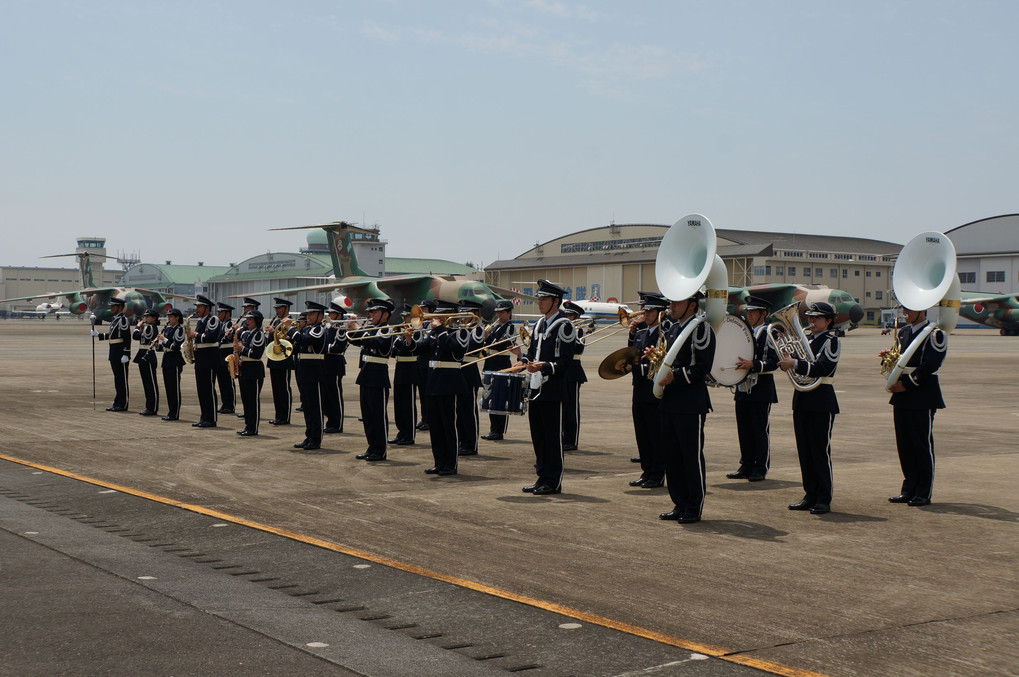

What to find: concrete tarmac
left=0, top=319, right=1016, bottom=676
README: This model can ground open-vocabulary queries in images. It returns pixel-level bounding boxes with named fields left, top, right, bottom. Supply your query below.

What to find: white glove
left=91, top=329, right=99, bottom=337
left=121, top=355, right=130, bottom=364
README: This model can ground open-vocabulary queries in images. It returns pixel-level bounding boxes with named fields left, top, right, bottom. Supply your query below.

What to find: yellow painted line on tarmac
left=1, top=453, right=828, bottom=677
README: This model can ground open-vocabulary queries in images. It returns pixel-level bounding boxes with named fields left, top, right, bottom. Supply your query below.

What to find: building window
left=959, top=271, right=976, bottom=284
left=815, top=268, right=823, bottom=278
left=753, top=266, right=766, bottom=277
left=876, top=290, right=883, bottom=300
left=842, top=269, right=848, bottom=279
left=987, top=271, right=1005, bottom=283
left=867, top=311, right=875, bottom=321
left=788, top=266, right=796, bottom=276
left=866, top=291, right=872, bottom=298
left=855, top=270, right=860, bottom=277
left=776, top=266, right=784, bottom=275
left=765, top=265, right=771, bottom=275
left=830, top=268, right=838, bottom=278
left=866, top=271, right=872, bottom=277
left=875, top=271, right=881, bottom=277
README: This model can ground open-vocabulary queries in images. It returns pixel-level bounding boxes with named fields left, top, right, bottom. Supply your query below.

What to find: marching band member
left=132, top=309, right=161, bottom=416
left=91, top=296, right=132, bottom=411
left=348, top=298, right=396, bottom=461
left=215, top=302, right=237, bottom=415
left=656, top=291, right=716, bottom=524
left=158, top=308, right=186, bottom=421
left=560, top=301, right=588, bottom=451
left=390, top=305, right=419, bottom=446
left=623, top=292, right=669, bottom=488
left=514, top=280, right=576, bottom=495
left=293, top=312, right=308, bottom=413
left=481, top=300, right=519, bottom=441
left=288, top=301, right=328, bottom=450
left=266, top=298, right=296, bottom=425
left=406, top=314, right=469, bottom=475
left=729, top=296, right=780, bottom=482
left=414, top=299, right=438, bottom=431
left=779, top=301, right=840, bottom=515
left=235, top=297, right=261, bottom=419
left=625, top=299, right=651, bottom=465
left=323, top=301, right=348, bottom=434
left=456, top=299, right=485, bottom=456
left=882, top=305, right=947, bottom=506
left=187, top=294, right=224, bottom=428
left=236, top=309, right=267, bottom=436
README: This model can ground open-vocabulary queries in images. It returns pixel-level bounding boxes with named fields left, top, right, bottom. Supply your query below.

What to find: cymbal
left=598, top=347, right=641, bottom=380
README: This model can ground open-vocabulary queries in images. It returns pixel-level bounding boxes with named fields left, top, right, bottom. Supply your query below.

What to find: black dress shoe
left=481, top=433, right=503, bottom=441
left=908, top=497, right=931, bottom=506
left=425, top=467, right=440, bottom=474
left=628, top=477, right=647, bottom=487
left=630, top=457, right=641, bottom=463
left=748, top=473, right=766, bottom=482
left=788, top=499, right=813, bottom=511
left=726, top=470, right=750, bottom=479
left=522, top=484, right=539, bottom=493
left=532, top=485, right=561, bottom=495
left=363, top=454, right=386, bottom=462
left=888, top=493, right=912, bottom=503
left=160, top=415, right=178, bottom=421
left=106, top=406, right=126, bottom=412
left=458, top=449, right=478, bottom=456
left=415, top=422, right=429, bottom=431
left=395, top=439, right=414, bottom=446
left=324, top=428, right=341, bottom=434
left=302, top=444, right=321, bottom=451
left=563, top=444, right=577, bottom=451
left=269, top=420, right=290, bottom=426
left=641, top=479, right=664, bottom=488
left=659, top=508, right=682, bottom=520
left=677, top=513, right=701, bottom=524
left=388, top=438, right=401, bottom=444
left=294, top=440, right=309, bottom=449
left=217, top=408, right=234, bottom=414
left=295, top=406, right=304, bottom=412
left=193, top=421, right=215, bottom=428
left=138, top=410, right=156, bottom=416
left=237, top=430, right=257, bottom=437
left=437, top=469, right=457, bottom=476
left=810, top=504, right=830, bottom=514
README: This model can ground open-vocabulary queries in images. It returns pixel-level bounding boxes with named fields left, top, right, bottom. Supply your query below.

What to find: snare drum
left=480, top=371, right=529, bottom=415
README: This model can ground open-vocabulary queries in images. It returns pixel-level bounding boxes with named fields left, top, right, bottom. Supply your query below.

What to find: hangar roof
left=120, top=262, right=232, bottom=286
left=946, top=214, right=1019, bottom=256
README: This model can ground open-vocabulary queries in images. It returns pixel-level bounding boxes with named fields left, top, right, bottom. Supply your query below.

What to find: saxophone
left=182, top=315, right=196, bottom=364
left=879, top=317, right=901, bottom=377
left=225, top=330, right=242, bottom=379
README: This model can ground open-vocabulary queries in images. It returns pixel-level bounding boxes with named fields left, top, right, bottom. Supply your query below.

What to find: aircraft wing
left=741, top=284, right=797, bottom=308
left=0, top=291, right=80, bottom=303
left=961, top=293, right=1019, bottom=310
left=485, top=284, right=538, bottom=302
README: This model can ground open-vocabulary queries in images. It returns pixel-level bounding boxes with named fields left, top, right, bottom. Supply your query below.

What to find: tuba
left=651, top=214, right=728, bottom=399
left=883, top=231, right=959, bottom=391
left=767, top=302, right=822, bottom=391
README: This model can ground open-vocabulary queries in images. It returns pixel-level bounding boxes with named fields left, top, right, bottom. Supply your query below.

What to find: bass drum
left=709, top=314, right=755, bottom=387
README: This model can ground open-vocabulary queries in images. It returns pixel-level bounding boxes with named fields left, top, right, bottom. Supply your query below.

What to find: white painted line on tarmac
left=306, top=642, right=329, bottom=648
left=559, top=622, right=583, bottom=629
left=354, top=564, right=371, bottom=569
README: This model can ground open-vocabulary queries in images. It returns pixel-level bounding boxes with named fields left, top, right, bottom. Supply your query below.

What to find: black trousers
left=793, top=411, right=835, bottom=505
left=162, top=363, right=182, bottom=418
left=427, top=394, right=458, bottom=472
left=215, top=351, right=235, bottom=411
left=109, top=358, right=130, bottom=409
left=527, top=399, right=564, bottom=489
left=322, top=373, right=343, bottom=431
left=297, top=368, right=323, bottom=445
left=632, top=401, right=664, bottom=482
left=893, top=408, right=936, bottom=501
left=734, top=401, right=772, bottom=476
left=269, top=367, right=292, bottom=423
left=137, top=360, right=159, bottom=413
left=562, top=381, right=581, bottom=446
left=662, top=413, right=706, bottom=517
left=393, top=383, right=417, bottom=442
left=360, top=385, right=390, bottom=457
left=194, top=361, right=219, bottom=424
left=239, top=373, right=263, bottom=433
left=488, top=412, right=509, bottom=436
left=456, top=387, right=479, bottom=453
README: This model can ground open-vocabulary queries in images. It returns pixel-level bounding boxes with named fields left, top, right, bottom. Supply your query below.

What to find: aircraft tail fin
left=269, top=221, right=377, bottom=278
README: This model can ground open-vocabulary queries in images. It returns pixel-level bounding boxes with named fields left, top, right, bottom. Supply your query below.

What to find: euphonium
left=181, top=315, right=196, bottom=365
left=267, top=322, right=294, bottom=361
left=766, top=302, right=822, bottom=392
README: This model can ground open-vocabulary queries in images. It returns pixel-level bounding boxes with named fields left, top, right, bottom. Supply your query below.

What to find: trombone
left=460, top=324, right=531, bottom=368
left=581, top=308, right=647, bottom=348
left=408, top=304, right=480, bottom=330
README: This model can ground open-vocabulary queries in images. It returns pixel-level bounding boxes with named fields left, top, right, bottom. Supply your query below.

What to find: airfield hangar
left=947, top=214, right=1019, bottom=296
left=485, top=224, right=903, bottom=326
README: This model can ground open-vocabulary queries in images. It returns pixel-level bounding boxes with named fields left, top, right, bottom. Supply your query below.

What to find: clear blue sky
left=2, top=0, right=1016, bottom=269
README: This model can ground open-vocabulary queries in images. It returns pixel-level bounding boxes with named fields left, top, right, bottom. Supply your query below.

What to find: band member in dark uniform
left=481, top=300, right=519, bottom=441
left=560, top=301, right=588, bottom=451
left=415, top=299, right=437, bottom=431
left=348, top=298, right=395, bottom=461
left=626, top=298, right=651, bottom=465
left=236, top=310, right=267, bottom=436
left=390, top=305, right=419, bottom=446
left=215, top=302, right=237, bottom=415
left=133, top=309, right=161, bottom=416
left=323, top=301, right=348, bottom=434
left=293, top=312, right=308, bottom=413
left=514, top=280, right=576, bottom=495
left=623, top=292, right=670, bottom=488
left=778, top=301, right=840, bottom=515
left=188, top=294, right=224, bottom=428
left=881, top=304, right=947, bottom=506
left=92, top=296, right=132, bottom=411
left=656, top=291, right=716, bottom=524
left=158, top=308, right=186, bottom=421
left=729, top=296, right=780, bottom=482
left=406, top=317, right=469, bottom=475
left=287, top=301, right=328, bottom=450
left=266, top=297, right=296, bottom=425
left=241, top=297, right=261, bottom=316
left=455, top=300, right=485, bottom=456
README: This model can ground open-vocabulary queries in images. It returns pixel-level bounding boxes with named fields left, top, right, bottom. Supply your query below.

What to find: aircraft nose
left=849, top=303, right=864, bottom=324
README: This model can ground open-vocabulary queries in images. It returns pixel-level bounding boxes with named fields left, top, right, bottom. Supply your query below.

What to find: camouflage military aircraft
left=727, top=283, right=865, bottom=333
left=0, top=252, right=191, bottom=323
left=247, top=221, right=529, bottom=319
left=959, top=291, right=1019, bottom=335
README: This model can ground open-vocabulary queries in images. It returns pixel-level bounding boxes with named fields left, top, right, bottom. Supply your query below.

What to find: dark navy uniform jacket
left=411, top=325, right=468, bottom=397
left=734, top=323, right=779, bottom=403
left=97, top=312, right=132, bottom=360
left=292, top=322, right=327, bottom=377
left=790, top=331, right=840, bottom=414
left=350, top=325, right=393, bottom=388
left=631, top=323, right=665, bottom=404
left=393, top=331, right=419, bottom=386
left=238, top=327, right=267, bottom=379
left=193, top=314, right=225, bottom=367
left=133, top=322, right=160, bottom=365
left=324, top=326, right=348, bottom=378
left=889, top=320, right=946, bottom=410
left=659, top=316, right=716, bottom=415
left=461, top=324, right=486, bottom=388
left=522, top=310, right=576, bottom=402
left=566, top=326, right=588, bottom=384
left=482, top=320, right=516, bottom=373
left=160, top=324, right=186, bottom=368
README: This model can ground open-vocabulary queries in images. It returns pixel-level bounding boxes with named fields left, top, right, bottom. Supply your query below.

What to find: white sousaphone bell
left=652, top=213, right=729, bottom=399
left=885, top=230, right=961, bottom=390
